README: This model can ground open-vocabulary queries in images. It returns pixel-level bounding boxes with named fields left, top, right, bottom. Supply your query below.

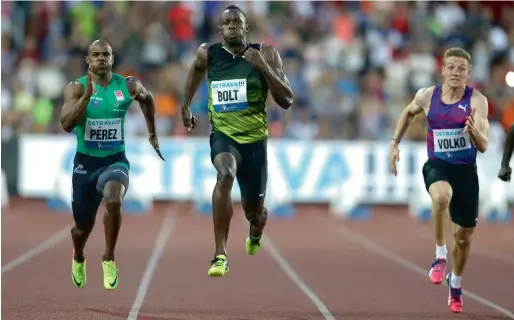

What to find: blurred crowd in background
left=2, top=1, right=514, bottom=144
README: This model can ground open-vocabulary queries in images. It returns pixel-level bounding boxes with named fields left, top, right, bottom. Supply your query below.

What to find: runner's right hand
left=390, top=142, right=400, bottom=176
left=181, top=107, right=198, bottom=132
left=84, top=65, right=94, bottom=98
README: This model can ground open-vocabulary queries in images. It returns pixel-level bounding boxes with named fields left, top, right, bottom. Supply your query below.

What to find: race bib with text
left=433, top=128, right=471, bottom=153
left=84, top=118, right=122, bottom=149
left=211, top=79, right=248, bottom=113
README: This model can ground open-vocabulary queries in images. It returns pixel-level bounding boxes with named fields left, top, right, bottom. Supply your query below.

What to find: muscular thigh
left=237, top=138, right=268, bottom=205
left=210, top=132, right=242, bottom=167
left=448, top=166, right=479, bottom=228
left=96, top=162, right=130, bottom=196
left=72, top=166, right=103, bottom=228
left=423, top=159, right=450, bottom=194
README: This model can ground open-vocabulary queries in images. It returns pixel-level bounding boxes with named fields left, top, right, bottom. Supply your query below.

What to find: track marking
left=261, top=233, right=335, bottom=319
left=2, top=224, right=73, bottom=273
left=327, top=220, right=514, bottom=318
left=238, top=216, right=334, bottom=319
left=127, top=213, right=176, bottom=320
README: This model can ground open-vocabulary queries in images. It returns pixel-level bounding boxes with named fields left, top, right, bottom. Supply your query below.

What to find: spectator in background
left=1, top=1, right=513, bottom=142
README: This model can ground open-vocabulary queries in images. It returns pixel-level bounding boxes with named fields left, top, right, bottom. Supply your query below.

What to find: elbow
left=278, top=93, right=294, bottom=110
left=279, top=99, right=293, bottom=110
left=60, top=118, right=73, bottom=133
left=477, top=141, right=488, bottom=153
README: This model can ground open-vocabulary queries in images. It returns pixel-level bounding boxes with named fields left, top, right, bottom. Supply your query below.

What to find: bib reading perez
left=207, top=43, right=269, bottom=144
left=427, top=85, right=477, bottom=165
left=75, top=73, right=132, bottom=157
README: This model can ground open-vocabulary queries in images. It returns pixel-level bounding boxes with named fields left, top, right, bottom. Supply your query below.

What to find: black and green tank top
left=207, top=43, right=269, bottom=144
left=74, top=73, right=132, bottom=157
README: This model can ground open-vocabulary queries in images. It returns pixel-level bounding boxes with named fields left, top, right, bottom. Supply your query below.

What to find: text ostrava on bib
left=211, top=79, right=248, bottom=113
left=84, top=118, right=122, bottom=150
left=433, top=128, right=471, bottom=155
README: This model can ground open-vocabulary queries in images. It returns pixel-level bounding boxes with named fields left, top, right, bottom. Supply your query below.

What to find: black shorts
left=422, top=158, right=479, bottom=228
left=209, top=132, right=267, bottom=204
left=71, top=152, right=130, bottom=228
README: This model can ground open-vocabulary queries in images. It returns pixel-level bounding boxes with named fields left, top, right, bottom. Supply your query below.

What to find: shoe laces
left=75, top=263, right=85, bottom=276
left=450, top=287, right=462, bottom=302
left=431, top=258, right=446, bottom=271
left=210, top=256, right=226, bottom=267
left=103, top=261, right=117, bottom=273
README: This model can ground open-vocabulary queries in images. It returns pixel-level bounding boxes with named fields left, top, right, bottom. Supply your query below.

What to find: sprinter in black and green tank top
left=60, top=40, right=164, bottom=291
left=182, top=5, right=294, bottom=278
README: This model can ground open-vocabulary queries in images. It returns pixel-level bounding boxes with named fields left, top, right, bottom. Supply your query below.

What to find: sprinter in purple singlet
left=389, top=48, right=490, bottom=314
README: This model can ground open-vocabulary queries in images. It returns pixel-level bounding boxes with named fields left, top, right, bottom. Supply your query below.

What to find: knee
left=104, top=196, right=122, bottom=214
left=453, top=230, right=472, bottom=247
left=245, top=207, right=268, bottom=225
left=432, top=193, right=451, bottom=210
left=72, top=220, right=95, bottom=236
left=217, top=167, right=235, bottom=188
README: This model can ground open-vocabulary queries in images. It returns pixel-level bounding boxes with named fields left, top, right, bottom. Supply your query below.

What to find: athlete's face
left=219, top=10, right=248, bottom=46
left=86, top=43, right=114, bottom=75
left=442, top=56, right=470, bottom=89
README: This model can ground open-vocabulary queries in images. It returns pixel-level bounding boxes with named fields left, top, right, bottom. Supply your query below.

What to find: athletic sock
left=435, top=244, right=447, bottom=259
left=451, top=273, right=462, bottom=288
left=250, top=235, right=261, bottom=241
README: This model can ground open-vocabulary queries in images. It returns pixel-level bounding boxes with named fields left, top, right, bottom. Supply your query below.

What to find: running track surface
left=2, top=198, right=514, bottom=320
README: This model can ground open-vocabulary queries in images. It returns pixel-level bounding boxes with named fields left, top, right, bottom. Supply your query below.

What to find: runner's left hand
left=149, top=134, right=165, bottom=161
left=243, top=46, right=267, bottom=71
left=463, top=108, right=476, bottom=134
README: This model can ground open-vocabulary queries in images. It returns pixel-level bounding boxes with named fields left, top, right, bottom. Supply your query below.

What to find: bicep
left=127, top=77, right=149, bottom=102
left=475, top=97, right=490, bottom=134
left=62, top=83, right=83, bottom=110
left=194, top=43, right=209, bottom=70
left=406, top=87, right=432, bottom=116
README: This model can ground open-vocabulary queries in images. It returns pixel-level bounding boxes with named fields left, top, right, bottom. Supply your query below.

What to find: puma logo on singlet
left=458, top=104, right=467, bottom=112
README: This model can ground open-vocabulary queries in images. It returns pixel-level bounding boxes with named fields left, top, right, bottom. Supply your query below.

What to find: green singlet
left=207, top=43, right=269, bottom=144
left=74, top=73, right=132, bottom=157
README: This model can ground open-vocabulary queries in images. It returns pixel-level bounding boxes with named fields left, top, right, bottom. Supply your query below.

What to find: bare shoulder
left=197, top=43, right=211, bottom=60
left=414, top=86, right=435, bottom=106
left=125, top=76, right=143, bottom=95
left=471, top=88, right=488, bottom=105
left=64, top=81, right=84, bottom=98
left=125, top=76, right=142, bottom=87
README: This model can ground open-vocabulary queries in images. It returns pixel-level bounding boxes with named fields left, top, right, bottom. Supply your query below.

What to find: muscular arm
left=391, top=87, right=432, bottom=145
left=182, top=43, right=209, bottom=111
left=127, top=76, right=157, bottom=136
left=468, top=91, right=490, bottom=153
left=60, top=82, right=90, bottom=132
left=260, top=44, right=293, bottom=109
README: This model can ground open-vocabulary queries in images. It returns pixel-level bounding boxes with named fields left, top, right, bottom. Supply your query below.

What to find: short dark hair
left=224, top=4, right=246, bottom=19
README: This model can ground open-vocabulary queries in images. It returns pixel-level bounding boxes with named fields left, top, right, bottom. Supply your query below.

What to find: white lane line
left=263, top=236, right=336, bottom=320
left=329, top=221, right=514, bottom=318
left=127, top=213, right=176, bottom=320
left=2, top=224, right=73, bottom=273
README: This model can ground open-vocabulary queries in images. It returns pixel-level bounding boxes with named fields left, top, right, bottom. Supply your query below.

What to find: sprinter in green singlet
left=60, top=40, right=164, bottom=290
left=182, top=5, right=294, bottom=277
